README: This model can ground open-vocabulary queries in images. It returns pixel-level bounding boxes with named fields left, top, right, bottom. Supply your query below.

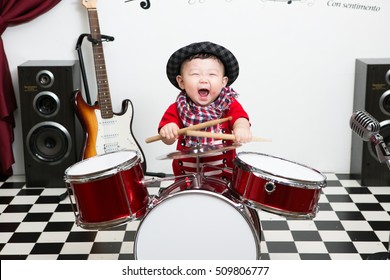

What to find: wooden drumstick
left=145, top=116, right=233, bottom=143
left=184, top=130, right=271, bottom=142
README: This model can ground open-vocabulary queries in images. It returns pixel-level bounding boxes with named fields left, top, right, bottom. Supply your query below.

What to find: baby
left=158, top=41, right=252, bottom=179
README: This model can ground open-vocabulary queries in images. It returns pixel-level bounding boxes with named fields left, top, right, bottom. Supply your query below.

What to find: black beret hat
left=166, top=41, right=239, bottom=90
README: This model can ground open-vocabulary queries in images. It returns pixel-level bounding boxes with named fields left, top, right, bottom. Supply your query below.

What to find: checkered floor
left=0, top=173, right=389, bottom=260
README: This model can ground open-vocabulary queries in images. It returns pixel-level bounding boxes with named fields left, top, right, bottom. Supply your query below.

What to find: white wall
left=3, top=0, right=390, bottom=176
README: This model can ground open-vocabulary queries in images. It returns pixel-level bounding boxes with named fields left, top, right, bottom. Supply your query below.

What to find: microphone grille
left=350, top=110, right=381, bottom=140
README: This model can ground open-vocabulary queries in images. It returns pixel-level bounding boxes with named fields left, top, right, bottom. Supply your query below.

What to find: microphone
left=350, top=110, right=380, bottom=141
left=350, top=110, right=390, bottom=170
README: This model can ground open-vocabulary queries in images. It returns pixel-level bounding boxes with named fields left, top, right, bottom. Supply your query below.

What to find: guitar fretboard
left=88, top=8, right=113, bottom=119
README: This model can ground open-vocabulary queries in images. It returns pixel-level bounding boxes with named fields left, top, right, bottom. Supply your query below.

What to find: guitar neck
left=87, top=8, right=113, bottom=119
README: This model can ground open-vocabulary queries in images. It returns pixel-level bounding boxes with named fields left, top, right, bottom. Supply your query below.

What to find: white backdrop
left=3, top=0, right=390, bottom=176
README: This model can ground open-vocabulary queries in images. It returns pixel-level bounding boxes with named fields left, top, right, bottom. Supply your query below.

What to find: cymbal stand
left=196, top=156, right=201, bottom=175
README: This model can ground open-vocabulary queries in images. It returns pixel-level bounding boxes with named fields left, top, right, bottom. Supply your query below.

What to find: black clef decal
left=125, top=0, right=151, bottom=9
left=140, top=0, right=151, bottom=9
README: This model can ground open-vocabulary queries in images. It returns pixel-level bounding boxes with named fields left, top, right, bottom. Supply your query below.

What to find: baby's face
left=176, top=57, right=228, bottom=106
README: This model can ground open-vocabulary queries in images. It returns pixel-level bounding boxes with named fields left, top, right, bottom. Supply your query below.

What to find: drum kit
left=64, top=120, right=327, bottom=260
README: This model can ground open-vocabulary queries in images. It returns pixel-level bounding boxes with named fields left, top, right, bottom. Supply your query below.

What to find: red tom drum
left=231, top=152, right=326, bottom=219
left=64, top=150, right=149, bottom=229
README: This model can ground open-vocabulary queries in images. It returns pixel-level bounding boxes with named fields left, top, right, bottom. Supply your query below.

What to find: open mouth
left=198, top=89, right=209, bottom=97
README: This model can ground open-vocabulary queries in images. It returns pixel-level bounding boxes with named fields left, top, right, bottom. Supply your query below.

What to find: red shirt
left=158, top=98, right=249, bottom=180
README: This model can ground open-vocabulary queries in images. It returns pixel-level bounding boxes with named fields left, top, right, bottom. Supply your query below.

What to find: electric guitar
left=74, top=0, right=146, bottom=170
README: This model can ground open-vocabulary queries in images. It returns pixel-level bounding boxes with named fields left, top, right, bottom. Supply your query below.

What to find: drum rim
left=76, top=215, right=132, bottom=230
left=234, top=152, right=327, bottom=189
left=153, top=186, right=242, bottom=210
left=134, top=187, right=261, bottom=260
left=64, top=150, right=141, bottom=183
left=237, top=193, right=321, bottom=219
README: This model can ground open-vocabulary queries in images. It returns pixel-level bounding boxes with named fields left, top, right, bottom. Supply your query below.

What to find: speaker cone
left=379, top=90, right=390, bottom=116
left=36, top=70, right=54, bottom=88
left=26, top=122, right=72, bottom=164
left=33, top=91, right=60, bottom=117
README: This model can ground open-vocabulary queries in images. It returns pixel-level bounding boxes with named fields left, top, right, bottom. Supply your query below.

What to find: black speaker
left=351, top=58, right=390, bottom=186
left=18, top=60, right=82, bottom=188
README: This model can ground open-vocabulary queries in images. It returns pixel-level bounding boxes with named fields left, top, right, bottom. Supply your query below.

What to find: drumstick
left=184, top=130, right=272, bottom=142
left=145, top=117, right=232, bottom=143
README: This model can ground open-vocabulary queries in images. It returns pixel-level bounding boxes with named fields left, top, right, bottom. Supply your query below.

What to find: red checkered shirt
left=158, top=98, right=249, bottom=180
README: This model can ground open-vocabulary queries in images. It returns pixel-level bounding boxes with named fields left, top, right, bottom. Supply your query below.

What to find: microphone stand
left=371, top=133, right=390, bottom=170
left=350, top=111, right=390, bottom=259
left=366, top=133, right=390, bottom=260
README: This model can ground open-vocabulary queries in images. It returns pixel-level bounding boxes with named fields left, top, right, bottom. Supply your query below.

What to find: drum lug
left=264, top=181, right=276, bottom=193
left=236, top=203, right=244, bottom=211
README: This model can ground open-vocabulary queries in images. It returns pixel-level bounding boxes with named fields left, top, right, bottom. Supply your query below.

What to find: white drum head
left=134, top=190, right=259, bottom=260
left=65, top=150, right=137, bottom=176
left=238, top=152, right=325, bottom=182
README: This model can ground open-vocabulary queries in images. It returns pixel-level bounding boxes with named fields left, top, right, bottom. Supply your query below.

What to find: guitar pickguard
left=93, top=105, right=143, bottom=159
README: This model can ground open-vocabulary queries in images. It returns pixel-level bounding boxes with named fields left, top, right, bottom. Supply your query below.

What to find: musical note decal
left=124, top=0, right=151, bottom=9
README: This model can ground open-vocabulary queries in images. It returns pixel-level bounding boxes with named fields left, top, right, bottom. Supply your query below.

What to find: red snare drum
left=64, top=150, right=149, bottom=229
left=231, top=152, right=326, bottom=219
left=134, top=176, right=261, bottom=260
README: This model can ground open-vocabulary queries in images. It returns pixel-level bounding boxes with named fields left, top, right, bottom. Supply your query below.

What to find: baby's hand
left=233, top=118, right=252, bottom=143
left=159, top=123, right=180, bottom=145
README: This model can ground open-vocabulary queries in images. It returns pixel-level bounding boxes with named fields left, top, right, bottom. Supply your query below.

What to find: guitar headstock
left=82, top=0, right=97, bottom=9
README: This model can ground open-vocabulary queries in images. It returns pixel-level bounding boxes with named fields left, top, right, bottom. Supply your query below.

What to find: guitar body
left=74, top=90, right=146, bottom=170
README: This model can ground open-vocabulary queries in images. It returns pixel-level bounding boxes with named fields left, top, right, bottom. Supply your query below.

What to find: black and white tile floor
left=0, top=173, right=389, bottom=260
